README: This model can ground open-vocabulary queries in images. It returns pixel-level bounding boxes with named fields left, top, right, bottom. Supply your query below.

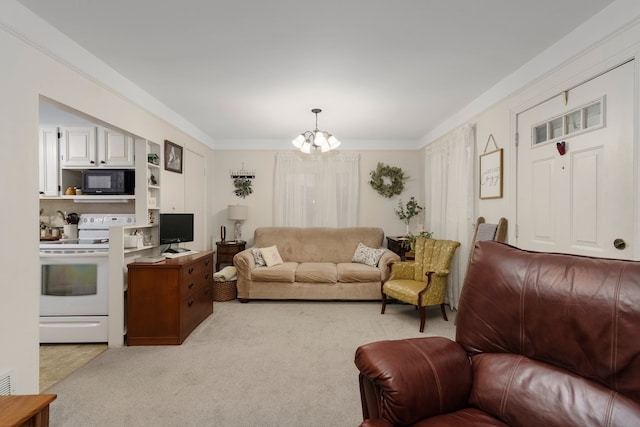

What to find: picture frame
left=479, top=148, right=503, bottom=199
left=164, top=140, right=183, bottom=174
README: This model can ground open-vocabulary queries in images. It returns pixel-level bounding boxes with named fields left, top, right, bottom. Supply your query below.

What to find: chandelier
left=292, top=108, right=341, bottom=153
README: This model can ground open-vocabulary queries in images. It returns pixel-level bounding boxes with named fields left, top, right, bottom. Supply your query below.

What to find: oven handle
left=39, top=251, right=109, bottom=258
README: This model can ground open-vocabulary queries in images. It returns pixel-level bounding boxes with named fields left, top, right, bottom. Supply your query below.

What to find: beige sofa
left=233, top=227, right=400, bottom=301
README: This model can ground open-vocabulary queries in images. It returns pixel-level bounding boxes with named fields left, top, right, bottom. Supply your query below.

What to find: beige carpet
left=40, top=344, right=107, bottom=392
left=46, top=300, right=456, bottom=427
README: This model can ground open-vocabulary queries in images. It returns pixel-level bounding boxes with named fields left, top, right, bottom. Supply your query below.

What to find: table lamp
left=227, top=205, right=248, bottom=241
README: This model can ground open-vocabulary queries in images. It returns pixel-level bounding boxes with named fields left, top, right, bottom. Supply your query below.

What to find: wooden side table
left=386, top=236, right=410, bottom=261
left=215, top=240, right=246, bottom=271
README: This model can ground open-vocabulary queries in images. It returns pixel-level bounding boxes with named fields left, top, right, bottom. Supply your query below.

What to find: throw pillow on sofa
left=352, top=242, right=385, bottom=267
left=260, top=245, right=284, bottom=267
left=251, top=248, right=267, bottom=267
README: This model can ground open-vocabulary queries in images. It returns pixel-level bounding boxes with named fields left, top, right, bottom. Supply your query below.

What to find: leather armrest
left=355, top=337, right=472, bottom=426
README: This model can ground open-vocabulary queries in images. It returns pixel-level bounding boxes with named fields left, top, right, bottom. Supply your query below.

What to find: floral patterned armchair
left=381, top=237, right=460, bottom=332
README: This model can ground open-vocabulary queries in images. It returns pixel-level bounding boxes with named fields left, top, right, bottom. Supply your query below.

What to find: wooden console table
left=0, top=394, right=56, bottom=427
left=127, top=251, right=214, bottom=345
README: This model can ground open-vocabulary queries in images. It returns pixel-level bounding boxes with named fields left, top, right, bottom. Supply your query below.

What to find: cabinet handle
left=90, top=160, right=95, bottom=164
left=188, top=300, right=194, bottom=307
left=205, top=260, right=210, bottom=266
left=100, top=160, right=106, bottom=164
left=188, top=282, right=194, bottom=289
left=188, top=267, right=194, bottom=274
left=205, top=273, right=210, bottom=279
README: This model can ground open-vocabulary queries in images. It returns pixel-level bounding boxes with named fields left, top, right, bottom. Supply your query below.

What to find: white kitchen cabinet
left=38, top=126, right=59, bottom=196
left=97, top=126, right=135, bottom=167
left=60, top=126, right=97, bottom=168
left=60, top=126, right=134, bottom=168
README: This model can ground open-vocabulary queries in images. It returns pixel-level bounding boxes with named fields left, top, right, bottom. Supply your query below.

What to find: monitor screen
left=159, top=213, right=194, bottom=244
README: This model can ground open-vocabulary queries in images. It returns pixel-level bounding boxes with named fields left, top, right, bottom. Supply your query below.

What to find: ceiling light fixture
left=292, top=108, right=341, bottom=153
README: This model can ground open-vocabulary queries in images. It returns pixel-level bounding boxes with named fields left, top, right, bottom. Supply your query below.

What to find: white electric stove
left=39, top=213, right=135, bottom=343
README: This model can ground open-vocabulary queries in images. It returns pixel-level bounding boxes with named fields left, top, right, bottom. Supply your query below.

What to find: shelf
left=147, top=162, right=160, bottom=169
left=148, top=185, right=160, bottom=190
left=40, top=195, right=135, bottom=203
left=124, top=245, right=158, bottom=254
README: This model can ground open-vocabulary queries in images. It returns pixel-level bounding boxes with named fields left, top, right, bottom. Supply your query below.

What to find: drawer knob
left=205, top=273, right=210, bottom=279
left=188, top=282, right=194, bottom=289
left=188, top=267, right=194, bottom=274
left=188, top=300, right=194, bottom=307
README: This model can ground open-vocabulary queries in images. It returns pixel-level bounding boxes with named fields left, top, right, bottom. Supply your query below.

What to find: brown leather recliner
left=355, top=241, right=640, bottom=426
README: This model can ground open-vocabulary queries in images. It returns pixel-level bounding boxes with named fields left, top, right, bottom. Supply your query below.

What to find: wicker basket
left=213, top=280, right=237, bottom=301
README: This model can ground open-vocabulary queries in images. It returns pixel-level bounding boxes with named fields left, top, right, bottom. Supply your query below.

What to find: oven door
left=39, top=252, right=108, bottom=316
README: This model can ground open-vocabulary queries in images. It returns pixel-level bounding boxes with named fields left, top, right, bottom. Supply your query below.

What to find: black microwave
left=81, top=169, right=135, bottom=195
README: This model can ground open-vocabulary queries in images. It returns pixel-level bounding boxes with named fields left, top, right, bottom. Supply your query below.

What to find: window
left=273, top=153, right=359, bottom=227
left=532, top=98, right=604, bottom=145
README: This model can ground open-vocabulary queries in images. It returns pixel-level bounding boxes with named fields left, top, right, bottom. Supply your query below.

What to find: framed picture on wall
left=479, top=148, right=503, bottom=199
left=164, top=140, right=183, bottom=173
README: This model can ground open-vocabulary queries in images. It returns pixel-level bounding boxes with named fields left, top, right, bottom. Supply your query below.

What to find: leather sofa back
left=457, top=242, right=640, bottom=425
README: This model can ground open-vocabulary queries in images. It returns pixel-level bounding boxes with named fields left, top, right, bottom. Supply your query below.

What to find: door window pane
left=534, top=125, right=547, bottom=144
left=550, top=117, right=563, bottom=139
left=566, top=111, right=582, bottom=134
left=585, top=103, right=601, bottom=128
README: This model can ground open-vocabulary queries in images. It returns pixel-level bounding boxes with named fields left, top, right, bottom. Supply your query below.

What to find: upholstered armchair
left=381, top=237, right=460, bottom=332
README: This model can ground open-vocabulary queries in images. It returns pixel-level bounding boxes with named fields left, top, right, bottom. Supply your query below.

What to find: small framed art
left=479, top=148, right=503, bottom=199
left=164, top=140, right=183, bottom=173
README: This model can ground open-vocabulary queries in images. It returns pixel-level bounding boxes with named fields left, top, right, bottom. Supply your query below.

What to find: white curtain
left=424, top=124, right=476, bottom=310
left=273, top=152, right=359, bottom=227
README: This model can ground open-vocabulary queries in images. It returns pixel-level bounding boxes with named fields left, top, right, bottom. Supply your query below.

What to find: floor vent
left=0, top=369, right=15, bottom=395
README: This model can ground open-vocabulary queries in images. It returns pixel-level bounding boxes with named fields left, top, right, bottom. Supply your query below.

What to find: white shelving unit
left=135, top=139, right=161, bottom=238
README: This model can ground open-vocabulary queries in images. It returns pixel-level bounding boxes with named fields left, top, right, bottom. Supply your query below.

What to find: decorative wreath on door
left=369, top=162, right=408, bottom=198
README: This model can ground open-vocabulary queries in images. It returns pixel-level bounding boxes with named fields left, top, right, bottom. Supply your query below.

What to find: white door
left=184, top=149, right=206, bottom=251
left=516, top=60, right=634, bottom=259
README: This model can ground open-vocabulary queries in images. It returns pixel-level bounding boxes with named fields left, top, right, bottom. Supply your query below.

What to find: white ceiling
left=19, top=0, right=614, bottom=147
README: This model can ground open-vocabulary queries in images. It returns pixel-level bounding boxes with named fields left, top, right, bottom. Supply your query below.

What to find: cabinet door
left=97, top=127, right=135, bottom=167
left=39, top=127, right=59, bottom=196
left=60, top=126, right=97, bottom=168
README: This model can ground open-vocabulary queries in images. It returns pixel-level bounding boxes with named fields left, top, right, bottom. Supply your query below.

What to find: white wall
left=0, top=22, right=211, bottom=394
left=212, top=150, right=423, bottom=245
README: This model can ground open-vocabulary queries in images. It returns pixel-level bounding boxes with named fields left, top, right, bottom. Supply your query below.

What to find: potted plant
left=395, top=196, right=423, bottom=235
left=400, top=230, right=434, bottom=251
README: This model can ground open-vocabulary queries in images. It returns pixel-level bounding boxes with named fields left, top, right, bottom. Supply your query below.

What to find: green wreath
left=233, top=178, right=253, bottom=198
left=369, top=162, right=408, bottom=198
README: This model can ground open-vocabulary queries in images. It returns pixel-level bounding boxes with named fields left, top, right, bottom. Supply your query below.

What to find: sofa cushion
left=352, top=242, right=386, bottom=267
left=338, top=262, right=381, bottom=283
left=251, top=248, right=266, bottom=267
left=260, top=245, right=284, bottom=266
left=295, top=263, right=337, bottom=283
left=250, top=262, right=297, bottom=282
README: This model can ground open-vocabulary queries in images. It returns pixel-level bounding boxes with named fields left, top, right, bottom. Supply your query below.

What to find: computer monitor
left=159, top=213, right=194, bottom=247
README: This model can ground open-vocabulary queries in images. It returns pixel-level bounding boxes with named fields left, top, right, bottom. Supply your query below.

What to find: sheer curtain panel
left=274, top=152, right=359, bottom=227
left=424, top=124, right=476, bottom=309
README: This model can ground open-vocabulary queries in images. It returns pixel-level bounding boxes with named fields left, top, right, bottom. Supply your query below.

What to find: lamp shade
left=227, top=205, right=248, bottom=221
